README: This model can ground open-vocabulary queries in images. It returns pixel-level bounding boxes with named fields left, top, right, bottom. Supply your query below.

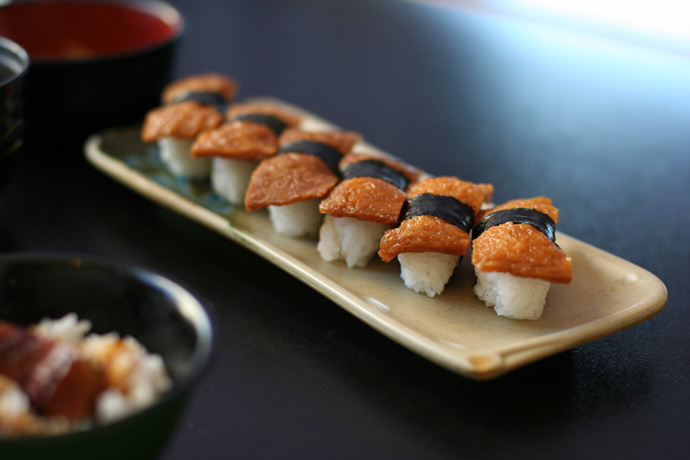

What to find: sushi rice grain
left=159, top=137, right=210, bottom=179
left=211, top=157, right=257, bottom=204
left=473, top=268, right=550, bottom=320
left=268, top=198, right=324, bottom=238
left=398, top=252, right=460, bottom=297
left=317, top=215, right=388, bottom=268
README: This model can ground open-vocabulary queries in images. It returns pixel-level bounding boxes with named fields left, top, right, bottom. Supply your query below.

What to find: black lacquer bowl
left=0, top=253, right=214, bottom=460
left=0, top=0, right=185, bottom=148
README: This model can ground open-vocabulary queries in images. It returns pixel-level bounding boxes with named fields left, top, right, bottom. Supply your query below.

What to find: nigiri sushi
left=471, top=196, right=572, bottom=320
left=141, top=101, right=224, bottom=179
left=141, top=74, right=238, bottom=179
left=379, top=177, right=493, bottom=297
left=244, top=128, right=362, bottom=237
left=317, top=153, right=421, bottom=267
left=190, top=102, right=303, bottom=204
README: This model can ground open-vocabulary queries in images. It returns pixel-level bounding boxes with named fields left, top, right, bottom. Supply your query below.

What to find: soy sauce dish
left=0, top=0, right=185, bottom=141
left=0, top=253, right=214, bottom=460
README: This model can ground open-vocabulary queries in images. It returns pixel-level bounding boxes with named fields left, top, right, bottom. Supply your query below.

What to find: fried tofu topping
left=319, top=177, right=408, bottom=226
left=161, top=73, right=238, bottom=105
left=141, top=101, right=223, bottom=142
left=378, top=177, right=493, bottom=261
left=244, top=153, right=340, bottom=210
left=244, top=129, right=363, bottom=210
left=190, top=122, right=279, bottom=160
left=226, top=102, right=303, bottom=128
left=279, top=128, right=362, bottom=155
left=471, top=197, right=572, bottom=283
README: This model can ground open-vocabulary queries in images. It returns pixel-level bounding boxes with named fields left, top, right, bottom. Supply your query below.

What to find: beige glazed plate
left=84, top=98, right=667, bottom=380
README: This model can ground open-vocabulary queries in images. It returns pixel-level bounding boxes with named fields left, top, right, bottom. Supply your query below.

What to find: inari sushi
left=244, top=128, right=362, bottom=237
left=471, top=196, right=572, bottom=320
left=190, top=102, right=303, bottom=204
left=317, top=153, right=421, bottom=267
left=140, top=74, right=238, bottom=179
left=379, top=177, right=493, bottom=297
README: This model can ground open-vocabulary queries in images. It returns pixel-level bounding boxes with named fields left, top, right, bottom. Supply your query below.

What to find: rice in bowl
left=0, top=313, right=172, bottom=437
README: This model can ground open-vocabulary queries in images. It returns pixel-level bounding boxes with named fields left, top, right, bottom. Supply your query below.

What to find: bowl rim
left=0, top=250, right=215, bottom=442
left=0, top=36, right=30, bottom=87
left=1, top=0, right=186, bottom=65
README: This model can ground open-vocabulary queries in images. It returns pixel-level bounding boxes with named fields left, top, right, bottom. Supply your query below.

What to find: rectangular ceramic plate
left=84, top=97, right=667, bottom=380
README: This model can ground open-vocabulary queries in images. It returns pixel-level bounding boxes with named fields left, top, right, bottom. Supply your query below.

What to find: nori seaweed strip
left=278, top=141, right=342, bottom=172
left=341, top=159, right=409, bottom=190
left=228, top=113, right=289, bottom=136
left=400, top=193, right=474, bottom=233
left=169, top=91, right=229, bottom=113
left=472, top=208, right=556, bottom=242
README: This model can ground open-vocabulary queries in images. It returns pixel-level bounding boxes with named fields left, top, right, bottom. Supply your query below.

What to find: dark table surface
left=2, top=0, right=689, bottom=459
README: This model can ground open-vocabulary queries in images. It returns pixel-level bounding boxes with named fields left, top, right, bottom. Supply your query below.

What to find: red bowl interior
left=0, top=0, right=183, bottom=61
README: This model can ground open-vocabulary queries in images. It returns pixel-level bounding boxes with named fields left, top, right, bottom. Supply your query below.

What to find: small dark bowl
left=0, top=252, right=214, bottom=460
left=0, top=37, right=29, bottom=193
left=0, top=0, right=185, bottom=147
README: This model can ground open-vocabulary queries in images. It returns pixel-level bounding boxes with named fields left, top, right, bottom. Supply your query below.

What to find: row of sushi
left=0, top=314, right=171, bottom=436
left=141, top=73, right=573, bottom=321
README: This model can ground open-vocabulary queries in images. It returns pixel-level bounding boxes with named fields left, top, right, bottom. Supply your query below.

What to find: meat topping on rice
left=141, top=101, right=224, bottom=142
left=161, top=73, right=238, bottom=106
left=471, top=197, right=572, bottom=283
left=0, top=315, right=172, bottom=436
left=378, top=177, right=493, bottom=262
left=0, top=320, right=105, bottom=423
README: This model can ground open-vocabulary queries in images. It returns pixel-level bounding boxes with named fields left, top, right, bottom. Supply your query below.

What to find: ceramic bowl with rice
left=0, top=253, right=214, bottom=460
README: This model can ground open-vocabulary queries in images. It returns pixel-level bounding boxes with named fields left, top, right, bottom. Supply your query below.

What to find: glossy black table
left=2, top=1, right=688, bottom=459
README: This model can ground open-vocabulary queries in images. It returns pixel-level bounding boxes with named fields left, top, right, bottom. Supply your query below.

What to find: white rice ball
left=159, top=137, right=210, bottom=179
left=268, top=198, right=323, bottom=238
left=473, top=268, right=550, bottom=320
left=398, top=252, right=460, bottom=297
left=211, top=157, right=257, bottom=204
left=317, top=215, right=388, bottom=268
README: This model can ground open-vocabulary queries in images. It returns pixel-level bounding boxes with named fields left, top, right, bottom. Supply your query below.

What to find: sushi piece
left=161, top=73, right=238, bottom=113
left=471, top=196, right=573, bottom=320
left=140, top=73, right=237, bottom=179
left=317, top=153, right=421, bottom=267
left=244, top=128, right=362, bottom=237
left=379, top=177, right=493, bottom=297
left=190, top=102, right=303, bottom=204
left=0, top=320, right=105, bottom=422
left=141, top=101, right=224, bottom=179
